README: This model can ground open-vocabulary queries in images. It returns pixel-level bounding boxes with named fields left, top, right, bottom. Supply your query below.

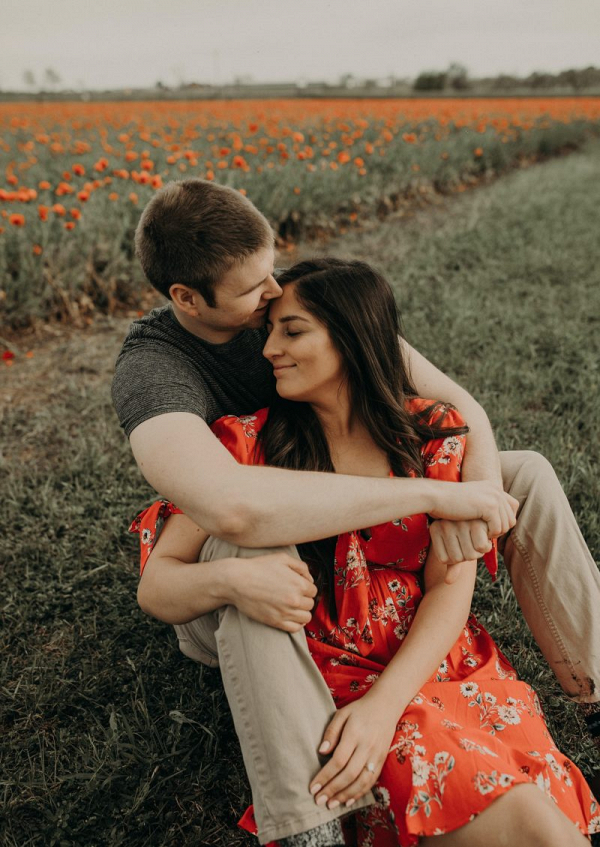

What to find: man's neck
left=171, top=305, right=240, bottom=345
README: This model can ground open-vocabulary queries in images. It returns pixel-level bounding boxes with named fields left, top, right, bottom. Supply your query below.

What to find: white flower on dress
left=442, top=719, right=463, bottom=731
left=464, top=656, right=479, bottom=668
left=535, top=773, right=552, bottom=795
left=438, top=660, right=448, bottom=675
left=498, top=774, right=515, bottom=787
left=496, top=705, right=521, bottom=725
left=141, top=528, right=153, bottom=545
left=434, top=752, right=450, bottom=765
left=411, top=756, right=431, bottom=787
left=484, top=692, right=497, bottom=705
left=460, top=682, right=479, bottom=697
left=544, top=753, right=562, bottom=780
left=373, top=785, right=390, bottom=808
left=388, top=579, right=400, bottom=591
left=473, top=771, right=495, bottom=795
left=414, top=744, right=427, bottom=756
left=459, top=738, right=498, bottom=757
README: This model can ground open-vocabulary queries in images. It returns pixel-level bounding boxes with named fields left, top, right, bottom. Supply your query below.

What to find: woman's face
left=263, top=284, right=346, bottom=404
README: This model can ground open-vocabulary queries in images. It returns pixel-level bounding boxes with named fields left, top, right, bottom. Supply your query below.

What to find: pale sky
left=1, top=0, right=599, bottom=91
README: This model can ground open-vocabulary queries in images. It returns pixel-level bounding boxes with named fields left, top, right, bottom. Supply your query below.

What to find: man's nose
left=264, top=275, right=283, bottom=300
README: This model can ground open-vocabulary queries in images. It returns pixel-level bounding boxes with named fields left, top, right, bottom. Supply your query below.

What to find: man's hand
left=228, top=553, right=318, bottom=633
left=430, top=518, right=492, bottom=567
left=429, top=480, right=518, bottom=538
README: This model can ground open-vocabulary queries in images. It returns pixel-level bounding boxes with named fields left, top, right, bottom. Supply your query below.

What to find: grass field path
left=2, top=143, right=599, bottom=846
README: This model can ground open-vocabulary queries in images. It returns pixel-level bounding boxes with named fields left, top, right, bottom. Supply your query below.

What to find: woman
left=133, top=259, right=597, bottom=845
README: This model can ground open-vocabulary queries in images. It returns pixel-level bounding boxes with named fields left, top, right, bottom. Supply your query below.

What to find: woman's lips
left=272, top=364, right=295, bottom=375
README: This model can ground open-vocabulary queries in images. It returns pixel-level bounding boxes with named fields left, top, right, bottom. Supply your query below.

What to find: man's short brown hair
left=134, top=179, right=274, bottom=307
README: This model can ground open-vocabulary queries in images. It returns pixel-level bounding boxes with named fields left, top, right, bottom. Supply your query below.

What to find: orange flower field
left=1, top=97, right=599, bottom=328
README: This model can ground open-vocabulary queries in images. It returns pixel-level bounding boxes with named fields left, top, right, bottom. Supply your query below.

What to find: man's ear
left=169, top=283, right=206, bottom=316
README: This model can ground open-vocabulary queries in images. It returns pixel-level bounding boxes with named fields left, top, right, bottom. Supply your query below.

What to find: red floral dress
left=131, top=401, right=598, bottom=845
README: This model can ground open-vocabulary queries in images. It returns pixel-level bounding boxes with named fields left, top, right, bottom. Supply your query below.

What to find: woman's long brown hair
left=258, top=258, right=468, bottom=617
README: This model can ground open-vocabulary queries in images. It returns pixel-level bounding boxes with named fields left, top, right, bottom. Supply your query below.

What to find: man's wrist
left=206, top=557, right=241, bottom=608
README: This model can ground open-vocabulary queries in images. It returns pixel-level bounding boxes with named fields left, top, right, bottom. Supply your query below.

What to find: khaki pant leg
left=499, top=450, right=600, bottom=703
left=176, top=536, right=374, bottom=845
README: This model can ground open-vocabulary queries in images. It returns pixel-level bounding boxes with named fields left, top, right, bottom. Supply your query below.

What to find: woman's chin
left=275, top=385, right=306, bottom=403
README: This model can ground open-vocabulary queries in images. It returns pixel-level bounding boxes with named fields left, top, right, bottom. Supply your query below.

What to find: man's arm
left=129, top=412, right=516, bottom=549
left=137, top=512, right=318, bottom=631
left=402, top=340, right=505, bottom=564
left=402, top=339, right=502, bottom=486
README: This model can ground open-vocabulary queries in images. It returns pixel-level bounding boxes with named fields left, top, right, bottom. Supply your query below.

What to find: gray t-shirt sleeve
left=112, top=346, right=209, bottom=437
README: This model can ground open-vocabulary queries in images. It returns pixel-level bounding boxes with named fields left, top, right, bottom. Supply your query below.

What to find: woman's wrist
left=363, top=678, right=410, bottom=724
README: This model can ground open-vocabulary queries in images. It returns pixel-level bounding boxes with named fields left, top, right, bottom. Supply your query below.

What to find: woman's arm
left=309, top=549, right=477, bottom=809
left=137, top=512, right=318, bottom=631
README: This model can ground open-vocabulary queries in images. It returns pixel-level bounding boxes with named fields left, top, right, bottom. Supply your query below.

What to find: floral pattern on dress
left=131, top=399, right=597, bottom=845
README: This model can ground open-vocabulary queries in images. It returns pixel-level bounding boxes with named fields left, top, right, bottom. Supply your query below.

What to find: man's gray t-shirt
left=111, top=305, right=274, bottom=437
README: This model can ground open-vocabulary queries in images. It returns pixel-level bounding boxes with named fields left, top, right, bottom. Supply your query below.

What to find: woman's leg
left=420, top=784, right=589, bottom=847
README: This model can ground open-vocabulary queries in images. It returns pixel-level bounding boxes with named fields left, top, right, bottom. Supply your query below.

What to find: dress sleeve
left=129, top=500, right=184, bottom=576
left=209, top=408, right=268, bottom=465
left=422, top=404, right=498, bottom=580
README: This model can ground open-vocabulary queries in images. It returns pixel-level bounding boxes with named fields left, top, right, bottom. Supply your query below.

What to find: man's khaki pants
left=174, top=451, right=600, bottom=844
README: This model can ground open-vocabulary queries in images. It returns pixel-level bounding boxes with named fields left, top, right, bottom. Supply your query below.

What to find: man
left=112, top=179, right=600, bottom=845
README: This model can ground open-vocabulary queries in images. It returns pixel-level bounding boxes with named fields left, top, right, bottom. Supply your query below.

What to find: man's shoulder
left=120, top=304, right=175, bottom=344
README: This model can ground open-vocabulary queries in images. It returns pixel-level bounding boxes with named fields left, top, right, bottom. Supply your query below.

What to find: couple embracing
left=112, top=179, right=599, bottom=846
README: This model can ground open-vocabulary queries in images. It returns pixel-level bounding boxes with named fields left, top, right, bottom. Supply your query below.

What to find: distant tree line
left=414, top=64, right=600, bottom=92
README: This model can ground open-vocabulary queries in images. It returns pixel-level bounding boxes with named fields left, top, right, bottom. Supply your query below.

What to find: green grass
left=2, top=142, right=600, bottom=845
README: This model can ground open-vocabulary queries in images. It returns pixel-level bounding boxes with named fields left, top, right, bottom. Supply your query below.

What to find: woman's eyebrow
left=279, top=315, right=310, bottom=323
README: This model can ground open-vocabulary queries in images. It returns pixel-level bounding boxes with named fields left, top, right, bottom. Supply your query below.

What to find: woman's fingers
left=317, top=748, right=382, bottom=807
left=429, top=524, right=450, bottom=564
left=469, top=521, right=492, bottom=555
left=310, top=711, right=353, bottom=795
left=331, top=763, right=380, bottom=807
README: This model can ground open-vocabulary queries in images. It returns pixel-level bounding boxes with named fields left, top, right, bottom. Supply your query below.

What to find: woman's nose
left=263, top=331, right=280, bottom=360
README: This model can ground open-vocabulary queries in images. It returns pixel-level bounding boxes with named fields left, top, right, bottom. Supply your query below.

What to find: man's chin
left=246, top=312, right=268, bottom=328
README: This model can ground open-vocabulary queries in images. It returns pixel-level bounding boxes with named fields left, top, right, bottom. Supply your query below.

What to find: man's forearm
left=132, top=413, right=512, bottom=551
left=456, top=400, right=502, bottom=486
left=403, top=340, right=502, bottom=487
left=138, top=557, right=236, bottom=624
left=178, top=465, right=444, bottom=548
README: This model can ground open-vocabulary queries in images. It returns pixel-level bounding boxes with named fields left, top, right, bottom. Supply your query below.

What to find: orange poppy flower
left=38, top=205, right=49, bottom=221
left=70, top=208, right=82, bottom=220
left=64, top=221, right=76, bottom=230
left=9, top=213, right=25, bottom=226
left=72, top=163, right=85, bottom=176
left=32, top=244, right=43, bottom=255
left=38, top=180, right=51, bottom=190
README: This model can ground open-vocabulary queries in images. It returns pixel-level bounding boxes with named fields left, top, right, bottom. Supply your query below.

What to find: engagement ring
left=366, top=761, right=376, bottom=773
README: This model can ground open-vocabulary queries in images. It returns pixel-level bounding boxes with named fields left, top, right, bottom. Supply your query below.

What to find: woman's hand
left=309, top=690, right=400, bottom=809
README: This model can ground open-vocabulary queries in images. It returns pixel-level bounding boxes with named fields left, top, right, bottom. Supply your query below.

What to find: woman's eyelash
left=285, top=330, right=301, bottom=337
